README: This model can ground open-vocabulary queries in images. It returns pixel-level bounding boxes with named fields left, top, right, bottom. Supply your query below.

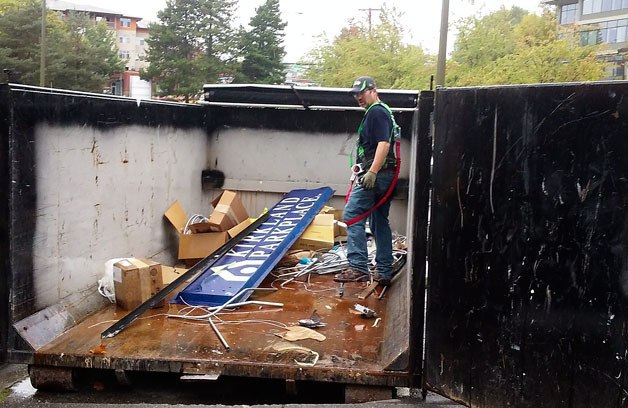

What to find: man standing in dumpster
left=334, top=76, right=400, bottom=287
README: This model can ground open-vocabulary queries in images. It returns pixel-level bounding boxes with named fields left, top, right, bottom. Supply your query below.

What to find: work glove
left=362, top=171, right=377, bottom=190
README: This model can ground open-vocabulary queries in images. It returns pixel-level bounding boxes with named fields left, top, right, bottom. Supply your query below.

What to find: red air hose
left=344, top=140, right=401, bottom=226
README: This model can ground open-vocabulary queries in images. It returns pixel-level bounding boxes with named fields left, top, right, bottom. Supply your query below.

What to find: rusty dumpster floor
left=34, top=272, right=402, bottom=386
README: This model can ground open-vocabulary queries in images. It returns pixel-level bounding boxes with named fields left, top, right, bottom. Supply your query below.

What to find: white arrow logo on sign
left=211, top=260, right=265, bottom=282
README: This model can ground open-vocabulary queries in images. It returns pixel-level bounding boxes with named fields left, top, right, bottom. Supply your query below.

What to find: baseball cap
left=351, top=76, right=376, bottom=94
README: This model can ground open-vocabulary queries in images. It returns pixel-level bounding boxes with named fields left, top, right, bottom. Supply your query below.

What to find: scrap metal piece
left=354, top=304, right=378, bottom=319
left=298, top=310, right=326, bottom=328
left=208, top=317, right=230, bottom=350
left=377, top=285, right=388, bottom=300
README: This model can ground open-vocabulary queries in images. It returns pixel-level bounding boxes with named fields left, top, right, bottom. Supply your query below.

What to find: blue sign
left=175, top=187, right=335, bottom=306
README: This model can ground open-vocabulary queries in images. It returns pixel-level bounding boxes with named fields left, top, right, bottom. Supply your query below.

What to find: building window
left=120, top=18, right=131, bottom=27
left=583, top=0, right=628, bottom=14
left=119, top=35, right=130, bottom=44
left=119, top=50, right=130, bottom=60
left=579, top=18, right=628, bottom=44
left=138, top=38, right=145, bottom=46
left=560, top=4, right=577, bottom=24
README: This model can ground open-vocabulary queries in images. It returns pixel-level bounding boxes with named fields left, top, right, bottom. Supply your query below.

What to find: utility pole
left=436, top=0, right=449, bottom=86
left=358, top=7, right=382, bottom=34
left=40, top=0, right=46, bottom=86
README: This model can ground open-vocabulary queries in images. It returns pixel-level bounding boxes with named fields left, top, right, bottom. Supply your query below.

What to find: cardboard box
left=139, top=258, right=165, bottom=307
left=208, top=190, right=249, bottom=232
left=113, top=258, right=156, bottom=310
left=161, top=265, right=190, bottom=285
left=164, top=200, right=229, bottom=260
left=292, top=214, right=335, bottom=251
left=320, top=206, right=346, bottom=237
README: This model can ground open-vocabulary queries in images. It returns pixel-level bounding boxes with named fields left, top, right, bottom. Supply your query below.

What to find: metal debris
left=354, top=304, right=378, bottom=319
left=298, top=310, right=326, bottom=328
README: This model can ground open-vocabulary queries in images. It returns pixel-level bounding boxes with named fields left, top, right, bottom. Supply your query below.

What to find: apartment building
left=47, top=0, right=151, bottom=97
left=546, top=0, right=628, bottom=79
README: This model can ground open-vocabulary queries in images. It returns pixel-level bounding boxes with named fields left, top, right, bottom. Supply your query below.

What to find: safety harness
left=345, top=101, right=401, bottom=226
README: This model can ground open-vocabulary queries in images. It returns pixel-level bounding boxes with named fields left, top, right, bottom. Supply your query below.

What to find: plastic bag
left=98, top=258, right=124, bottom=303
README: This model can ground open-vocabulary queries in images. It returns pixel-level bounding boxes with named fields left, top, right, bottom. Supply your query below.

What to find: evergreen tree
left=48, top=12, right=124, bottom=92
left=0, top=0, right=123, bottom=90
left=142, top=0, right=236, bottom=100
left=0, top=0, right=43, bottom=83
left=239, top=0, right=286, bottom=84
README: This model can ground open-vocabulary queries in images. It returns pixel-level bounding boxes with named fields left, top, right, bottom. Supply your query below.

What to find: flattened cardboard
left=292, top=214, right=335, bottom=251
left=208, top=190, right=249, bottom=232
left=228, top=219, right=253, bottom=238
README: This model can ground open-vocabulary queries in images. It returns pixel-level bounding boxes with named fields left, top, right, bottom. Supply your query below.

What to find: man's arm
left=369, top=141, right=391, bottom=174
left=361, top=140, right=390, bottom=190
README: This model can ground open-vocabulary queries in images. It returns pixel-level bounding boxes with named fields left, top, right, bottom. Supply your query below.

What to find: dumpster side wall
left=6, top=88, right=209, bottom=327
left=426, top=83, right=628, bottom=407
left=0, top=84, right=11, bottom=362
left=30, top=123, right=210, bottom=309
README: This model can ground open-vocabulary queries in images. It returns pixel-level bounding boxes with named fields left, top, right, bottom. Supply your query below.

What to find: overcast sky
left=69, top=0, right=548, bottom=61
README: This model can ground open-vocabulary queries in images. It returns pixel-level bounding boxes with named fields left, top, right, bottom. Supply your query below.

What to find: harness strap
left=344, top=140, right=401, bottom=226
left=344, top=101, right=401, bottom=226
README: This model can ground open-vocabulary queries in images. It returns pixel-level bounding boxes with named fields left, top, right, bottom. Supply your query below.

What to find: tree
left=47, top=12, right=124, bottom=91
left=0, top=0, right=43, bottom=83
left=305, top=6, right=434, bottom=90
left=142, top=0, right=237, bottom=100
left=0, top=0, right=20, bottom=15
left=0, top=0, right=123, bottom=90
left=451, top=6, right=528, bottom=68
left=447, top=9, right=605, bottom=86
left=238, top=0, right=286, bottom=84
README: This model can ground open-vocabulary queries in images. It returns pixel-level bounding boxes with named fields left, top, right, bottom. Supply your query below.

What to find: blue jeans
left=343, top=170, right=394, bottom=278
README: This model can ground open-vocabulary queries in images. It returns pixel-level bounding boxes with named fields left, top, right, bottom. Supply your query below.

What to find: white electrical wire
left=183, top=214, right=210, bottom=234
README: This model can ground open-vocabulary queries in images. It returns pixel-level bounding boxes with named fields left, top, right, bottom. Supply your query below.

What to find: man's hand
left=362, top=171, right=377, bottom=190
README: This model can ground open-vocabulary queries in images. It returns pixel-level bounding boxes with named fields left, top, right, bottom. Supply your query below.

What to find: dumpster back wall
left=3, top=86, right=210, bottom=360
left=426, top=82, right=628, bottom=407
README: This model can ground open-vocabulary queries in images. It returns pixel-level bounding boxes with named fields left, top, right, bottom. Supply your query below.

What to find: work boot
left=333, top=267, right=369, bottom=282
left=374, top=273, right=391, bottom=287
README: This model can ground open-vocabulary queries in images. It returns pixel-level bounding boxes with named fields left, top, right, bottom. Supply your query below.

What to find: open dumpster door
left=425, top=83, right=628, bottom=407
